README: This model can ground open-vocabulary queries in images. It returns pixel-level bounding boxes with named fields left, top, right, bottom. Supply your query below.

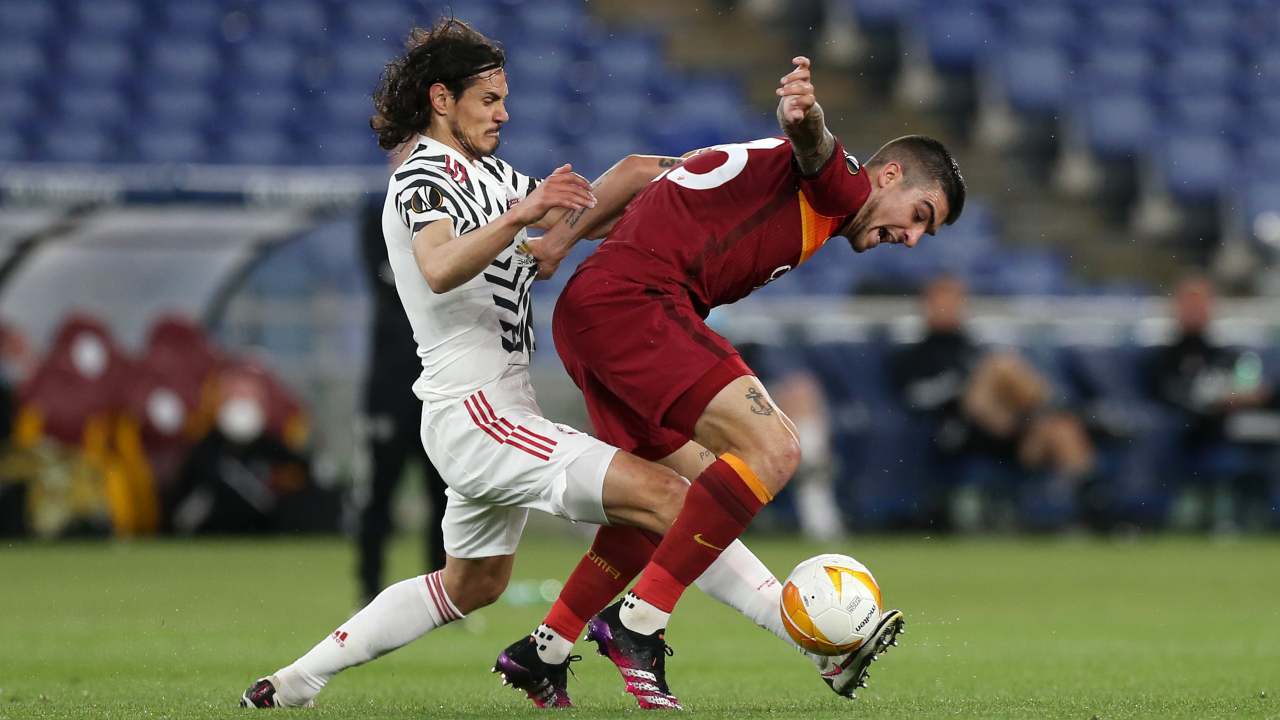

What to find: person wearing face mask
left=169, top=364, right=310, bottom=535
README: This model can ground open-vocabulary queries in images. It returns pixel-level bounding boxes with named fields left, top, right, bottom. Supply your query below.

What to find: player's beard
left=842, top=195, right=881, bottom=253
left=451, top=119, right=499, bottom=160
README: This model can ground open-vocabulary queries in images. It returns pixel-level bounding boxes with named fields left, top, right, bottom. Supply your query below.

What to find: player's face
left=843, top=163, right=947, bottom=253
left=448, top=69, right=509, bottom=159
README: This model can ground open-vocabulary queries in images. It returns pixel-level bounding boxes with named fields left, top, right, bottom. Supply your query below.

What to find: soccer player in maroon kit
left=521, top=56, right=966, bottom=708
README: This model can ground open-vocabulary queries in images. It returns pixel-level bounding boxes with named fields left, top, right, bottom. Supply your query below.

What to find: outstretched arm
left=526, top=154, right=683, bottom=279
left=412, top=164, right=594, bottom=293
left=776, top=56, right=835, bottom=176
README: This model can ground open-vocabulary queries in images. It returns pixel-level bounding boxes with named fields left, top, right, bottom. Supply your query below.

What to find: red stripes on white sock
left=462, top=390, right=558, bottom=461
left=424, top=571, right=462, bottom=623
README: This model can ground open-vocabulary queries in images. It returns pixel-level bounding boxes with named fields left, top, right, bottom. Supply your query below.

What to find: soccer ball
left=779, top=553, right=883, bottom=656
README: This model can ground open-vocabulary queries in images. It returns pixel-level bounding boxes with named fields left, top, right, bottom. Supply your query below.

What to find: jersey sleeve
left=797, top=139, right=871, bottom=218
left=391, top=163, right=479, bottom=237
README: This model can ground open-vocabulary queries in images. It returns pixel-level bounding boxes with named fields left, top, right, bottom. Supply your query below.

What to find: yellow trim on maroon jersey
left=797, top=191, right=843, bottom=265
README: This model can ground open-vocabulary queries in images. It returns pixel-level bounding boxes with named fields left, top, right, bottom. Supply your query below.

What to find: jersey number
left=660, top=137, right=786, bottom=190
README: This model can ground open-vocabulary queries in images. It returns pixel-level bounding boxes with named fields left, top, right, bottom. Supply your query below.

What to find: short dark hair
left=866, top=135, right=966, bottom=226
left=370, top=17, right=506, bottom=151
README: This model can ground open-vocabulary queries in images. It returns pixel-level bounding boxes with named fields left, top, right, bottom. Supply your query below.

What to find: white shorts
left=421, top=367, right=617, bottom=559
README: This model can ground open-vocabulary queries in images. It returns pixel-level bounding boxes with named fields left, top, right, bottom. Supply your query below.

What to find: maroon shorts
left=552, top=267, right=754, bottom=461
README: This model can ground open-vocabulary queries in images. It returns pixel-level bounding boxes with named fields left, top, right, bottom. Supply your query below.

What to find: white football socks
left=272, top=571, right=463, bottom=706
left=618, top=591, right=670, bottom=635
left=533, top=624, right=575, bottom=665
left=694, top=540, right=824, bottom=667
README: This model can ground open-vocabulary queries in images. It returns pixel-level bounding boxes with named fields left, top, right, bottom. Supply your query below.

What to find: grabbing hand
left=513, top=164, right=596, bottom=227
left=776, top=56, right=817, bottom=127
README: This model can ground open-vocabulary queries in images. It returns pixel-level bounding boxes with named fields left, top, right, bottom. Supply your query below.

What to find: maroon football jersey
left=577, top=136, right=870, bottom=313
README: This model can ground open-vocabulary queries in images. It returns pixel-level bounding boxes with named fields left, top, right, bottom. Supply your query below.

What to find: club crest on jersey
left=845, top=153, right=861, bottom=175
left=443, top=156, right=469, bottom=184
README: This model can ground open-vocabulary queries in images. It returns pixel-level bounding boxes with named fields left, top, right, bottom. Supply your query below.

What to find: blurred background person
left=1147, top=275, right=1278, bottom=533
left=169, top=362, right=313, bottom=535
left=353, top=145, right=450, bottom=605
left=890, top=276, right=1098, bottom=531
left=736, top=341, right=845, bottom=540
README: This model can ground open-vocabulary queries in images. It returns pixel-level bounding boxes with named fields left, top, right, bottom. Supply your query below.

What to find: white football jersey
left=382, top=134, right=541, bottom=405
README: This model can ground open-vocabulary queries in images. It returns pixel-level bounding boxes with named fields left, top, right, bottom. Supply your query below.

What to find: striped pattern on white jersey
left=391, top=141, right=540, bottom=355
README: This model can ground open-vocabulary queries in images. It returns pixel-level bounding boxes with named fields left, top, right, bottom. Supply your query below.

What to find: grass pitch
left=2, top=534, right=1278, bottom=719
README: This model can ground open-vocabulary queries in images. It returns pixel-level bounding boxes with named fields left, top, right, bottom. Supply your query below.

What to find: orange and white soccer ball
left=780, top=553, right=883, bottom=656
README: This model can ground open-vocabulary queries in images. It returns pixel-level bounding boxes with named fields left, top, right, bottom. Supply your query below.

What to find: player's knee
left=442, top=560, right=511, bottom=613
left=649, top=468, right=689, bottom=531
left=732, top=431, right=801, bottom=493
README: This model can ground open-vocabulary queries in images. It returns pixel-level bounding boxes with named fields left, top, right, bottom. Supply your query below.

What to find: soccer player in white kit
left=241, top=18, right=880, bottom=710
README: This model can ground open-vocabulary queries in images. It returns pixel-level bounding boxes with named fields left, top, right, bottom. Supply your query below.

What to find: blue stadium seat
left=1244, top=137, right=1280, bottom=181
left=0, top=41, right=48, bottom=88
left=492, top=126, right=564, bottom=179
left=587, top=87, right=660, bottom=136
left=217, top=129, right=297, bottom=165
left=313, top=89, right=375, bottom=135
left=228, top=88, right=304, bottom=132
left=999, top=44, right=1070, bottom=114
left=0, top=86, right=36, bottom=127
left=1242, top=48, right=1280, bottom=100
left=229, top=44, right=304, bottom=91
left=849, top=0, right=919, bottom=29
left=571, top=130, right=645, bottom=180
left=505, top=43, right=574, bottom=96
left=0, top=0, right=55, bottom=37
left=329, top=41, right=398, bottom=93
left=256, top=0, right=330, bottom=40
left=159, top=3, right=225, bottom=34
left=337, top=1, right=415, bottom=43
left=1161, top=44, right=1239, bottom=96
left=1160, top=133, right=1233, bottom=203
left=510, top=0, right=583, bottom=38
left=61, top=39, right=135, bottom=86
left=0, top=127, right=26, bottom=162
left=1082, top=92, right=1155, bottom=159
left=1163, top=92, right=1237, bottom=137
left=308, top=129, right=385, bottom=165
left=1088, top=4, right=1165, bottom=47
left=1004, top=4, right=1078, bottom=48
left=73, top=0, right=144, bottom=37
left=1078, top=47, right=1155, bottom=93
left=139, top=86, right=219, bottom=128
left=54, top=86, right=131, bottom=129
left=133, top=129, right=209, bottom=164
left=922, top=5, right=997, bottom=72
left=146, top=37, right=222, bottom=85
left=1172, top=5, right=1239, bottom=42
left=591, top=33, right=663, bottom=90
left=37, top=124, right=121, bottom=163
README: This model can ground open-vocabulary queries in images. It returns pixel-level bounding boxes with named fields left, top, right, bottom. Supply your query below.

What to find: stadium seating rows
left=0, top=0, right=768, bottom=176
left=853, top=0, right=1280, bottom=245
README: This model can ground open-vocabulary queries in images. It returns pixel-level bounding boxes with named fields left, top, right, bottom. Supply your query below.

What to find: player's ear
left=877, top=161, right=903, bottom=188
left=428, top=82, right=452, bottom=116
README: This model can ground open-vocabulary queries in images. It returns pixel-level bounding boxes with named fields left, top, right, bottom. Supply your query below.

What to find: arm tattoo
left=745, top=387, right=774, bottom=416
left=565, top=179, right=604, bottom=229
left=657, top=157, right=682, bottom=168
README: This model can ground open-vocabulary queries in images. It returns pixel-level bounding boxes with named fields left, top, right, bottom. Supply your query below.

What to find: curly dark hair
left=370, top=17, right=506, bottom=151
